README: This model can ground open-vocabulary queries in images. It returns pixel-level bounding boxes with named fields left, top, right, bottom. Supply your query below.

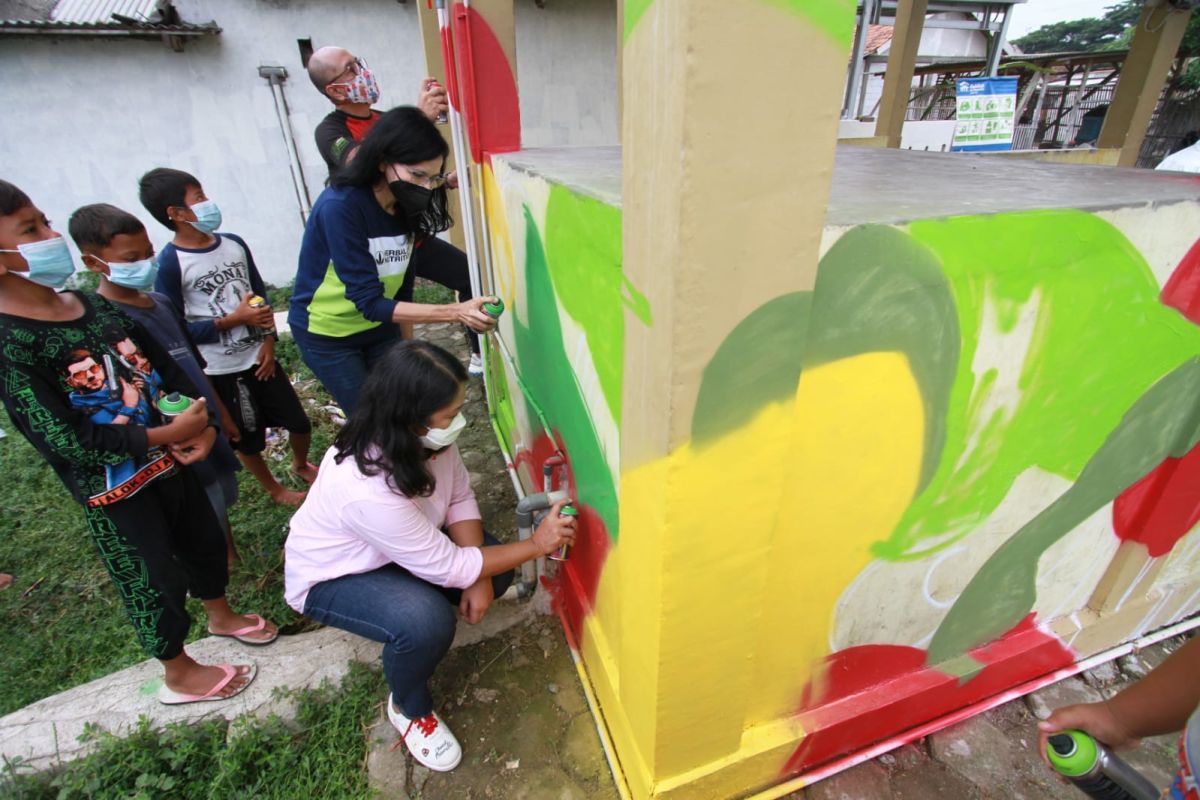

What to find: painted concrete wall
left=482, top=143, right=1200, bottom=798
left=0, top=0, right=618, bottom=284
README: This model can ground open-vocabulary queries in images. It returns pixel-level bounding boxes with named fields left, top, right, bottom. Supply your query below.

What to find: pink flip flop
left=208, top=613, right=278, bottom=646
left=157, top=663, right=257, bottom=705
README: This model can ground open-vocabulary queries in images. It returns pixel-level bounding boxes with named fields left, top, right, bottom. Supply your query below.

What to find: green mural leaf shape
left=879, top=211, right=1200, bottom=561
left=544, top=185, right=648, bottom=428
left=624, top=0, right=855, bottom=47
left=807, top=225, right=960, bottom=493
left=765, top=0, right=856, bottom=48
left=692, top=292, right=812, bottom=446
left=927, top=357, right=1200, bottom=664
left=514, top=206, right=620, bottom=539
left=691, top=225, right=959, bottom=498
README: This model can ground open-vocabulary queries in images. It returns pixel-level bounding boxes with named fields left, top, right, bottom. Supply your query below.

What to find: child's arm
left=154, top=246, right=263, bottom=341
left=1039, top=637, right=1200, bottom=750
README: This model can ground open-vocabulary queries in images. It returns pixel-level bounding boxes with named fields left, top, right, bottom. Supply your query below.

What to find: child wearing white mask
left=284, top=339, right=576, bottom=772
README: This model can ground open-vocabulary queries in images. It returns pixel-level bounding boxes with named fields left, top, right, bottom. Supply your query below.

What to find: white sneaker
left=468, top=353, right=483, bottom=377
left=387, top=694, right=463, bottom=771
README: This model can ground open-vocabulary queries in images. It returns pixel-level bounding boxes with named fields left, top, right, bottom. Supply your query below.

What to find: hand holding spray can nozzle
left=157, top=392, right=194, bottom=419
left=1045, top=730, right=1160, bottom=800
left=482, top=297, right=505, bottom=318
left=548, top=503, right=578, bottom=562
left=426, top=79, right=449, bottom=124
left=248, top=294, right=276, bottom=336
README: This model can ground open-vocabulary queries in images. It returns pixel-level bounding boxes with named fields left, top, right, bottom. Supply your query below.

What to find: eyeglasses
left=327, top=57, right=367, bottom=88
left=393, top=165, right=448, bottom=189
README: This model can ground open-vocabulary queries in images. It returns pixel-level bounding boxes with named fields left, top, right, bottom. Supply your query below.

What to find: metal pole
left=985, top=3, right=1012, bottom=77
left=843, top=0, right=875, bottom=119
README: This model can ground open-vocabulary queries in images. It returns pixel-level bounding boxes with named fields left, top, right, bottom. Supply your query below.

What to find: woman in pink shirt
left=284, top=340, right=575, bottom=772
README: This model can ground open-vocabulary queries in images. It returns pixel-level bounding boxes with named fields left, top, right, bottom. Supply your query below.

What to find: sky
left=1007, top=0, right=1120, bottom=38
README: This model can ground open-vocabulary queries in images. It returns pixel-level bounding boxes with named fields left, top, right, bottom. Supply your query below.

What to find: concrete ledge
left=0, top=598, right=536, bottom=771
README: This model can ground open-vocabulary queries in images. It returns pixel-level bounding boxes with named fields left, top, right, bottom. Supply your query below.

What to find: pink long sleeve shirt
left=284, top=444, right=485, bottom=612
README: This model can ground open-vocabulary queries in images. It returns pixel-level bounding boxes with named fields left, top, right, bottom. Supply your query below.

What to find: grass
left=1, top=662, right=386, bottom=799
left=0, top=281, right=462, bottom=793
left=0, top=333, right=336, bottom=715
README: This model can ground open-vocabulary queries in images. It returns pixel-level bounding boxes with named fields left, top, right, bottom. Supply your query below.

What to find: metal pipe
left=514, top=489, right=569, bottom=597
left=257, top=66, right=312, bottom=225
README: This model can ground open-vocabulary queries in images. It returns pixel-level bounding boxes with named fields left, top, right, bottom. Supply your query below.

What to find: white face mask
left=420, top=412, right=466, bottom=450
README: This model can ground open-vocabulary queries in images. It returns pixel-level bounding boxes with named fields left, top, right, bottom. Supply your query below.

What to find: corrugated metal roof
left=50, top=0, right=160, bottom=24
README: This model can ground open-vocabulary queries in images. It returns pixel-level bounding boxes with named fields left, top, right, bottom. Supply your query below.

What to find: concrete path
left=0, top=596, right=536, bottom=772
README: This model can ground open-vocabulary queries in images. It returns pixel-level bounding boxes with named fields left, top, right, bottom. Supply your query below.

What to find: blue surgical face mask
left=189, top=200, right=222, bottom=234
left=0, top=236, right=76, bottom=289
left=102, top=256, right=159, bottom=291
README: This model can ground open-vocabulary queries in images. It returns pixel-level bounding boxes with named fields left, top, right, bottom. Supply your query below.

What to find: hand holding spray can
left=548, top=503, right=578, bottom=562
left=157, top=392, right=193, bottom=419
left=1045, top=730, right=1160, bottom=800
left=426, top=78, right=448, bottom=124
left=482, top=297, right=505, bottom=318
left=248, top=294, right=276, bottom=335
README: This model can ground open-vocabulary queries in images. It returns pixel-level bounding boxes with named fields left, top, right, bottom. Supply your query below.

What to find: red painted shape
left=451, top=3, right=521, bottom=162
left=438, top=17, right=462, bottom=116
left=783, top=615, right=1075, bottom=775
left=1161, top=238, right=1200, bottom=325
left=512, top=431, right=611, bottom=651
left=1114, top=441, right=1200, bottom=557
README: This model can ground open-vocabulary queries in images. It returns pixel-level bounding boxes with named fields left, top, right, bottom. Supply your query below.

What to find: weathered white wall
left=515, top=0, right=619, bottom=148
left=0, top=0, right=619, bottom=284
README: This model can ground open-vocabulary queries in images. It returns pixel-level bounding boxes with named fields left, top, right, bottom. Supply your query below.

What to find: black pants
left=412, top=237, right=480, bottom=355
left=82, top=467, right=228, bottom=660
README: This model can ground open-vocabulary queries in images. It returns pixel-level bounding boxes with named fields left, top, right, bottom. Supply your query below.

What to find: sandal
left=157, top=663, right=256, bottom=705
left=208, top=613, right=278, bottom=646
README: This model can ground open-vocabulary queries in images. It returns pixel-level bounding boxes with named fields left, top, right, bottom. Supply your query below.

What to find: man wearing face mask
left=290, top=107, right=496, bottom=414
left=307, top=47, right=483, bottom=376
left=309, top=47, right=449, bottom=180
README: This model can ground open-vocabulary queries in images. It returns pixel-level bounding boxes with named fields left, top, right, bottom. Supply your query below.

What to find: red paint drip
left=783, top=614, right=1075, bottom=775
left=1160, top=237, right=1200, bottom=325
left=451, top=3, right=520, bottom=162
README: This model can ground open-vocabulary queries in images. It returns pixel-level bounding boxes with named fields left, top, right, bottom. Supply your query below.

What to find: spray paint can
left=157, top=392, right=193, bottom=419
left=1045, top=730, right=1160, bottom=800
left=248, top=294, right=276, bottom=335
left=482, top=297, right=505, bottom=318
left=548, top=503, right=578, bottom=562
left=102, top=354, right=122, bottom=400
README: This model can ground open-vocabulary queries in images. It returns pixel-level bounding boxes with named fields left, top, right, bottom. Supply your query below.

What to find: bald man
left=309, top=46, right=449, bottom=179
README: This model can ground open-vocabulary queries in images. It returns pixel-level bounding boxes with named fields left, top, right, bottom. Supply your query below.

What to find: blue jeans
left=302, top=532, right=514, bottom=717
left=290, top=326, right=399, bottom=414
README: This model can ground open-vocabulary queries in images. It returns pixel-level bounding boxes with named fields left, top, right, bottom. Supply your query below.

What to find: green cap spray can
left=1045, top=730, right=1159, bottom=800
left=482, top=297, right=505, bottom=318
left=548, top=503, right=577, bottom=562
left=157, top=392, right=193, bottom=418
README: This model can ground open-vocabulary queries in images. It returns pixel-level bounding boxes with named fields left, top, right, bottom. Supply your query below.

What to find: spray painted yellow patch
left=481, top=163, right=517, bottom=306
left=588, top=352, right=925, bottom=791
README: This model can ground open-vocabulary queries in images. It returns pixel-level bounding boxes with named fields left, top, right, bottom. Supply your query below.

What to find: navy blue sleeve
left=223, top=232, right=268, bottom=300
left=319, top=195, right=399, bottom=324
left=155, top=245, right=219, bottom=345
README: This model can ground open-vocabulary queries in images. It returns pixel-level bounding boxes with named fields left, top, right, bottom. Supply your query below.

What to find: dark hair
left=333, top=339, right=468, bottom=498
left=332, top=106, right=453, bottom=237
left=138, top=167, right=200, bottom=231
left=68, top=204, right=146, bottom=251
left=0, top=180, right=32, bottom=216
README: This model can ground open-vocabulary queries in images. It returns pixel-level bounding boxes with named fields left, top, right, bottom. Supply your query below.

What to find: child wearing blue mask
left=70, top=203, right=245, bottom=569
left=139, top=168, right=318, bottom=507
left=0, top=179, right=275, bottom=704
